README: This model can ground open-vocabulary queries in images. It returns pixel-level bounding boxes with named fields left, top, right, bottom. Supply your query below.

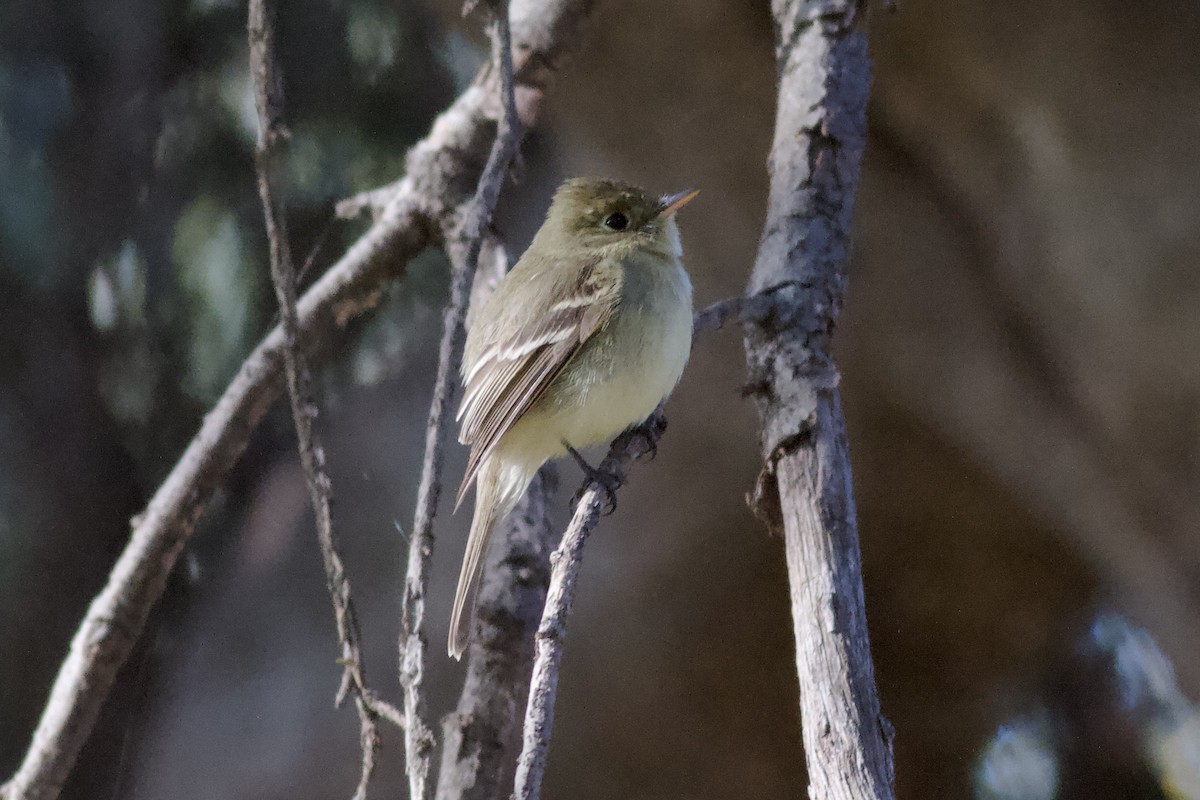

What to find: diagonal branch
left=512, top=411, right=667, bottom=800
left=741, top=1, right=894, bottom=798
left=0, top=3, right=598, bottom=799
left=399, top=3, right=524, bottom=799
left=248, top=2, right=397, bottom=799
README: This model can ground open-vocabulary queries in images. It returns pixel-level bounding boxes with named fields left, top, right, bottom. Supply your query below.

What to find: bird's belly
left=555, top=349, right=677, bottom=446
left=502, top=294, right=692, bottom=463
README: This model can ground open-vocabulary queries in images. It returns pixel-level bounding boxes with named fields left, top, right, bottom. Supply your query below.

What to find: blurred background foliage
left=1, top=0, right=1198, bottom=798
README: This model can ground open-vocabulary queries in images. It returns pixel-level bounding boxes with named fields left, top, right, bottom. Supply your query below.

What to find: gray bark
left=742, top=1, right=895, bottom=798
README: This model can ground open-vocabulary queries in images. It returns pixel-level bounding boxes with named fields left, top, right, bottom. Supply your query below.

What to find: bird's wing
left=454, top=262, right=618, bottom=508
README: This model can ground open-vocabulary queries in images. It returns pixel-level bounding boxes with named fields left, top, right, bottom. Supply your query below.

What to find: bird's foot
left=563, top=441, right=620, bottom=516
left=618, top=424, right=659, bottom=462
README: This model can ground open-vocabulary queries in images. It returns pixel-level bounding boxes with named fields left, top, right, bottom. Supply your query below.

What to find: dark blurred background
left=2, top=0, right=1198, bottom=798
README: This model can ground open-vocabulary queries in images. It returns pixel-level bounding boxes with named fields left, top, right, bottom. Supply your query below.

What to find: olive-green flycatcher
left=448, top=177, right=698, bottom=659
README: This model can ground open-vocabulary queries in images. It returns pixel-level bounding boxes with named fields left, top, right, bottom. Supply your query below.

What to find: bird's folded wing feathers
left=454, top=265, right=617, bottom=508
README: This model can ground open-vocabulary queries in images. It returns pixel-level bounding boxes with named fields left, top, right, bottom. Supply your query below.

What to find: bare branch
left=399, top=3, right=524, bottom=798
left=435, top=467, right=556, bottom=800
left=1, top=3, right=597, bottom=798
left=741, top=1, right=895, bottom=798
left=335, top=183, right=401, bottom=222
left=512, top=411, right=667, bottom=800
left=248, top=2, right=392, bottom=798
left=692, top=282, right=807, bottom=337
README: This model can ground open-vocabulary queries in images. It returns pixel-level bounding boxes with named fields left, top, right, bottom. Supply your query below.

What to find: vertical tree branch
left=248, top=3, right=398, bottom=799
left=741, top=1, right=895, bottom=798
left=400, top=4, right=523, bottom=799
left=511, top=413, right=667, bottom=800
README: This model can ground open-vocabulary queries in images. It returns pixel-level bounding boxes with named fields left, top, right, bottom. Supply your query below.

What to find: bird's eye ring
left=603, top=212, right=629, bottom=231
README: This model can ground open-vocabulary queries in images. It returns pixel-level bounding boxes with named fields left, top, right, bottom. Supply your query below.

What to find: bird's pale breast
left=497, top=253, right=692, bottom=466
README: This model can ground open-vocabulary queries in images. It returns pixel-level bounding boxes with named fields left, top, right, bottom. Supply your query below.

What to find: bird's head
left=543, top=177, right=699, bottom=259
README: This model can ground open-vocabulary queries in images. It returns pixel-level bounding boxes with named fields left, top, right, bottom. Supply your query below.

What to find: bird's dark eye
left=603, top=212, right=629, bottom=231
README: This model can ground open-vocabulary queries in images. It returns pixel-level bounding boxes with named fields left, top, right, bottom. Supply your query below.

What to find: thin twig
left=297, top=215, right=336, bottom=286
left=692, top=296, right=748, bottom=336
left=0, top=2, right=598, bottom=799
left=336, top=183, right=402, bottom=222
left=248, top=2, right=394, bottom=798
left=511, top=411, right=667, bottom=800
left=399, top=3, right=523, bottom=800
left=692, top=281, right=806, bottom=337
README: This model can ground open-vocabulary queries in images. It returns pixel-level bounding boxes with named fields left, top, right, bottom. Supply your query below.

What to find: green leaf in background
left=172, top=194, right=261, bottom=401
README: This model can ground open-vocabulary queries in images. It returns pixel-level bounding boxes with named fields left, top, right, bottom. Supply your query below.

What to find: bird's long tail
left=448, top=456, right=535, bottom=659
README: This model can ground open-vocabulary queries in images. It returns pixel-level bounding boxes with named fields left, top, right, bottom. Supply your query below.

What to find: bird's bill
left=657, top=189, right=700, bottom=219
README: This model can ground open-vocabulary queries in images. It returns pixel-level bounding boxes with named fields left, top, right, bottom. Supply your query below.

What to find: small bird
left=448, top=177, right=698, bottom=659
